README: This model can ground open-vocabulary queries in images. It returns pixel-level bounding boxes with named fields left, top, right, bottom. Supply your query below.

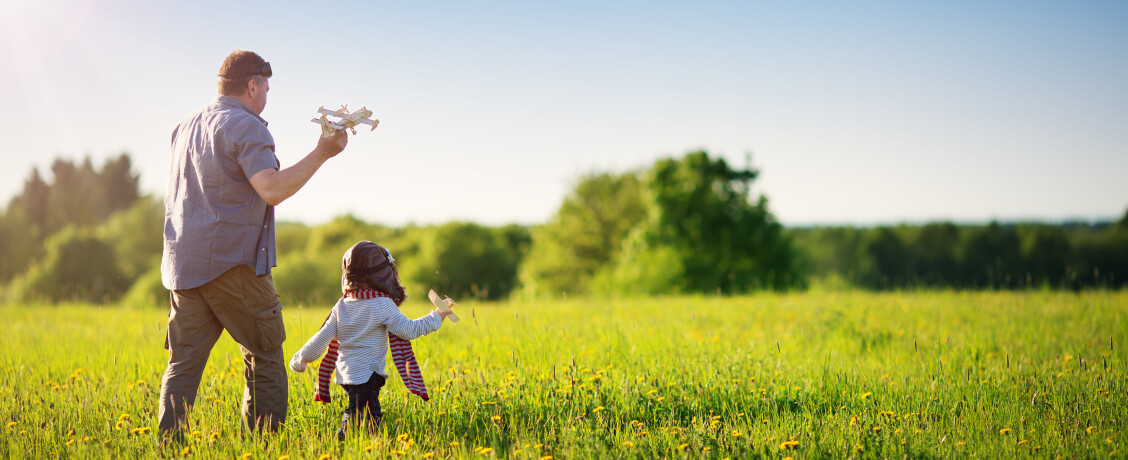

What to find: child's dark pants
left=339, top=372, right=386, bottom=437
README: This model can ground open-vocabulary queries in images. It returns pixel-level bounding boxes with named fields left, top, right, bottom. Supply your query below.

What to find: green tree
left=403, top=222, right=528, bottom=301
left=607, top=151, right=803, bottom=294
left=99, top=196, right=163, bottom=281
left=6, top=227, right=128, bottom=303
left=518, top=172, right=646, bottom=297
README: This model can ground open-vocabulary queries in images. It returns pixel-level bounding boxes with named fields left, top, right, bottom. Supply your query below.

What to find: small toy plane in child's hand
left=428, top=289, right=460, bottom=323
left=310, top=105, right=379, bottom=138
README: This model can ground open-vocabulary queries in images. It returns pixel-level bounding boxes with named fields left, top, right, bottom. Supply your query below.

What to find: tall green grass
left=1, top=291, right=1125, bottom=458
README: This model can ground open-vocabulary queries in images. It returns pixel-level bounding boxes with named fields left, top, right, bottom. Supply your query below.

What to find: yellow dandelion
left=779, top=440, right=800, bottom=450
left=956, top=441, right=965, bottom=447
left=872, top=426, right=881, bottom=433
left=491, top=415, right=501, bottom=422
left=318, top=454, right=331, bottom=460
left=622, top=441, right=634, bottom=448
left=855, top=445, right=864, bottom=452
left=118, top=413, right=131, bottom=422
left=479, top=447, right=493, bottom=454
left=65, top=439, right=75, bottom=446
left=533, top=443, right=544, bottom=449
left=732, top=431, right=742, bottom=437
left=423, top=454, right=434, bottom=459
left=999, top=428, right=1012, bottom=435
left=1087, top=426, right=1095, bottom=434
left=397, top=433, right=410, bottom=441
left=593, top=406, right=604, bottom=412
left=278, top=456, right=289, bottom=460
left=240, top=453, right=252, bottom=460
left=539, top=457, right=553, bottom=460
left=1018, top=440, right=1028, bottom=446
left=860, top=392, right=872, bottom=399
left=365, top=446, right=373, bottom=452
left=678, top=443, right=690, bottom=450
left=6, top=422, right=15, bottom=429
left=182, top=446, right=192, bottom=456
left=437, top=411, right=447, bottom=416
left=450, top=441, right=460, bottom=447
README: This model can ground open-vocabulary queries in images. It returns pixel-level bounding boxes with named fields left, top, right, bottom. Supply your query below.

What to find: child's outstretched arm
left=385, top=305, right=444, bottom=341
left=289, top=299, right=343, bottom=372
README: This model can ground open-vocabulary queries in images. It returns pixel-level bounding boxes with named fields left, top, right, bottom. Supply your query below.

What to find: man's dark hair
left=217, top=50, right=270, bottom=96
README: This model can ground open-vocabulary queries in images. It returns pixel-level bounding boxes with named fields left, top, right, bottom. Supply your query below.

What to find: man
left=158, top=50, right=348, bottom=439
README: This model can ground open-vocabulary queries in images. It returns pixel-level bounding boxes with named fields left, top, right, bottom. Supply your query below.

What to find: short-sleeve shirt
left=161, top=96, right=280, bottom=290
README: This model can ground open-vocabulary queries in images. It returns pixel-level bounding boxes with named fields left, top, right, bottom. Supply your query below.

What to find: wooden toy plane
left=427, top=289, right=460, bottom=323
left=310, top=105, right=379, bottom=138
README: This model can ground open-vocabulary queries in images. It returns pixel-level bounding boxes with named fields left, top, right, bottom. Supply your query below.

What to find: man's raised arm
left=249, top=129, right=348, bottom=206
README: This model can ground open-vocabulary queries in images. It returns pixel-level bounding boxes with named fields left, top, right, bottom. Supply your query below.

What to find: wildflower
left=780, top=440, right=800, bottom=450
left=999, top=428, right=1012, bottom=435
left=1018, top=440, right=1028, bottom=446
left=118, top=413, right=131, bottom=422
left=860, top=392, right=872, bottom=399
left=182, top=446, right=192, bottom=456
left=479, top=447, right=493, bottom=454
left=539, top=457, right=553, bottom=460
left=872, top=426, right=881, bottom=433
left=240, top=454, right=252, bottom=460
left=956, top=442, right=965, bottom=447
left=533, top=443, right=544, bottom=449
left=732, top=431, right=742, bottom=437
left=622, top=441, right=634, bottom=448
left=450, top=442, right=460, bottom=447
left=365, top=446, right=373, bottom=452
left=6, top=422, right=15, bottom=429
left=397, top=433, right=410, bottom=441
left=593, top=406, right=604, bottom=413
left=422, top=454, right=434, bottom=459
left=491, top=415, right=501, bottom=422
left=278, top=456, right=289, bottom=460
left=678, top=443, right=690, bottom=450
left=855, top=445, right=864, bottom=452
left=65, top=439, right=75, bottom=446
left=318, top=454, right=331, bottom=460
left=1087, top=426, right=1095, bottom=434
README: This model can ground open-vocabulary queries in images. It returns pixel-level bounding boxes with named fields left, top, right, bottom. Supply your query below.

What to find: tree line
left=789, top=217, right=1128, bottom=290
left=0, top=152, right=1124, bottom=306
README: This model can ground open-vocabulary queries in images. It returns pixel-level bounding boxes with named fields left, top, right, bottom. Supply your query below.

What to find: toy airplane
left=427, top=289, right=460, bottom=323
left=310, top=105, right=379, bottom=138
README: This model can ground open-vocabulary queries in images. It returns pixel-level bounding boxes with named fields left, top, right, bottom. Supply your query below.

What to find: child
left=289, top=240, right=452, bottom=438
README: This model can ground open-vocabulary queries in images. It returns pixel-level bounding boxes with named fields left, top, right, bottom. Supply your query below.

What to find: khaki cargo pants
left=158, top=265, right=288, bottom=435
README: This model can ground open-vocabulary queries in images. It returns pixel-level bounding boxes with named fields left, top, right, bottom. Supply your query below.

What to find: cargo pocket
left=253, top=303, right=286, bottom=351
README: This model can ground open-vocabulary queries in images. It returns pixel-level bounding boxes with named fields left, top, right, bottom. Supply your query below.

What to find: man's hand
left=249, top=128, right=350, bottom=206
left=315, top=129, right=348, bottom=159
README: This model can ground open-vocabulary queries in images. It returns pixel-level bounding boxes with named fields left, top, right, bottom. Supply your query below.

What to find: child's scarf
left=313, top=289, right=430, bottom=402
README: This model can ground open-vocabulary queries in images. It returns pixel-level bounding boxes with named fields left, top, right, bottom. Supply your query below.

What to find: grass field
left=1, top=290, right=1125, bottom=459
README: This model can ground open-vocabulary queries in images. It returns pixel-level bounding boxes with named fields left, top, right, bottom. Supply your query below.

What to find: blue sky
left=1, top=0, right=1125, bottom=226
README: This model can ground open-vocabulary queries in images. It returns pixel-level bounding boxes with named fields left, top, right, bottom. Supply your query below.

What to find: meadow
left=1, top=290, right=1125, bottom=459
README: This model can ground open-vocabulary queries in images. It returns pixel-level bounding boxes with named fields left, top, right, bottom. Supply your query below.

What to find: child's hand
left=289, top=353, right=308, bottom=373
left=433, top=306, right=453, bottom=322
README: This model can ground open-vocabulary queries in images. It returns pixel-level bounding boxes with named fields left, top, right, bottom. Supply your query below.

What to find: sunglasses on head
left=256, top=61, right=272, bottom=78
